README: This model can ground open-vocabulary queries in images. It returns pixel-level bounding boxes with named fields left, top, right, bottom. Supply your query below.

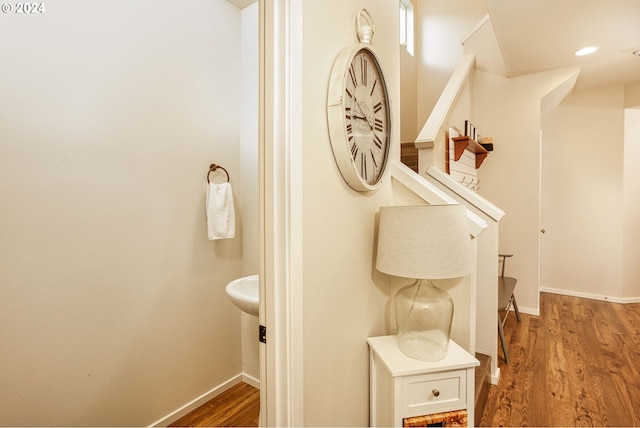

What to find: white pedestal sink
left=225, top=274, right=259, bottom=316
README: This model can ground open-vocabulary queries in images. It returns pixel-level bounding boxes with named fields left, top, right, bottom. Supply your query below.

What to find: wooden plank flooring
left=480, top=292, right=640, bottom=427
left=168, top=293, right=640, bottom=427
left=170, top=382, right=259, bottom=427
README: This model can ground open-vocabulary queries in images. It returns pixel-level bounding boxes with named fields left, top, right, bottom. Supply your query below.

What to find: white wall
left=0, top=1, right=248, bottom=425
left=414, top=0, right=487, bottom=128
left=401, top=46, right=418, bottom=143
left=473, top=69, right=581, bottom=314
left=300, top=1, right=399, bottom=425
left=625, top=80, right=640, bottom=107
left=477, top=73, right=640, bottom=307
left=239, top=3, right=260, bottom=277
left=238, top=2, right=260, bottom=384
left=623, top=108, right=640, bottom=299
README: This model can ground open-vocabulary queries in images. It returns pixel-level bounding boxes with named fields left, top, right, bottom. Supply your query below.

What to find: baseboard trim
left=541, top=287, right=640, bottom=304
left=514, top=305, right=539, bottom=316
left=149, top=374, right=244, bottom=427
left=490, top=367, right=500, bottom=385
left=242, top=372, right=261, bottom=390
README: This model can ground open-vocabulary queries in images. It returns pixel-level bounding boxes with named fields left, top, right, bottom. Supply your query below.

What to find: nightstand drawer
left=368, top=336, right=478, bottom=427
left=402, top=370, right=466, bottom=415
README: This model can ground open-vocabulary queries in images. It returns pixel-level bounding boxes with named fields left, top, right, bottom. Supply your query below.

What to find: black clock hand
left=352, top=98, right=373, bottom=130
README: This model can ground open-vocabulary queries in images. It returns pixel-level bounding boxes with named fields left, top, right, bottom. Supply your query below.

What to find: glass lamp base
left=396, top=329, right=449, bottom=361
left=394, top=279, right=453, bottom=362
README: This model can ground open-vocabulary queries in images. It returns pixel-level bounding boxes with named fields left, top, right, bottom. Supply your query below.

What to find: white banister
left=426, top=167, right=505, bottom=222
left=390, top=161, right=487, bottom=238
left=415, top=54, right=476, bottom=148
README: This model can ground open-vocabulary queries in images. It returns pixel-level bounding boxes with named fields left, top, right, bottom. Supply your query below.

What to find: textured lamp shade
left=376, top=204, right=472, bottom=361
left=376, top=205, right=472, bottom=279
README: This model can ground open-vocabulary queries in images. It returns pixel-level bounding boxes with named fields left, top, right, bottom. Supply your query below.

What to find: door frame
left=258, top=0, right=304, bottom=426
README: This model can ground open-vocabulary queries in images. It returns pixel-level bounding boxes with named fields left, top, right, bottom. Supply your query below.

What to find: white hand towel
left=206, top=182, right=236, bottom=240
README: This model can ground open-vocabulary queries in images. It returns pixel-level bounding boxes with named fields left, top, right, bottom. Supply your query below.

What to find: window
left=399, top=0, right=414, bottom=56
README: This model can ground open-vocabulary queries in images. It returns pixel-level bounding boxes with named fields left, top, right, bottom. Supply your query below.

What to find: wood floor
left=480, top=292, right=640, bottom=427
left=170, top=382, right=259, bottom=427
left=169, top=293, right=640, bottom=427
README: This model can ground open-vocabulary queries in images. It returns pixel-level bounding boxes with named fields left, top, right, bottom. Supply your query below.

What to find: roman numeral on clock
left=361, top=56, right=368, bottom=86
left=361, top=152, right=368, bottom=181
left=371, top=149, right=378, bottom=169
left=374, top=134, right=383, bottom=150
left=349, top=64, right=357, bottom=87
left=370, top=79, right=378, bottom=96
left=346, top=88, right=354, bottom=100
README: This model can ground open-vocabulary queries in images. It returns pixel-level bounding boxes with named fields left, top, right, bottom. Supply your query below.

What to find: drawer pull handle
left=432, top=389, right=440, bottom=397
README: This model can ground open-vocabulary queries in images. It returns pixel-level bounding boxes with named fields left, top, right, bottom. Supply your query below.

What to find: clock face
left=343, top=48, right=390, bottom=187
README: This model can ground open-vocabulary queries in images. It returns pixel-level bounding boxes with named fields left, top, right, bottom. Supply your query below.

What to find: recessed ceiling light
left=574, top=46, right=598, bottom=56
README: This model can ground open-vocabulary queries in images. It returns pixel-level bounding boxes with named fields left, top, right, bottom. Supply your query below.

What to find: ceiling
left=224, top=0, right=639, bottom=90
left=226, top=0, right=256, bottom=10
left=476, top=0, right=640, bottom=90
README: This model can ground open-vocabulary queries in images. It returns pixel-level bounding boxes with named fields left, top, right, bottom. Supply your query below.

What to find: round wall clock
left=327, top=11, right=391, bottom=192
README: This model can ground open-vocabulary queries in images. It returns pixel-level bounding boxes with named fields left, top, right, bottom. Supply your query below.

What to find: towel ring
left=207, top=164, right=230, bottom=183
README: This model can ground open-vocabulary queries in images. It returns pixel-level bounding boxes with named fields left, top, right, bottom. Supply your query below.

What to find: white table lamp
left=376, top=204, right=471, bottom=361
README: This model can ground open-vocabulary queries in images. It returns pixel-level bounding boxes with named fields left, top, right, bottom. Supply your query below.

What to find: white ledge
left=390, top=161, right=487, bottom=238
left=415, top=54, right=476, bottom=147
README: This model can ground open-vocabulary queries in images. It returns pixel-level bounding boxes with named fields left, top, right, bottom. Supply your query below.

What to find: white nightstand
left=368, top=335, right=479, bottom=427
